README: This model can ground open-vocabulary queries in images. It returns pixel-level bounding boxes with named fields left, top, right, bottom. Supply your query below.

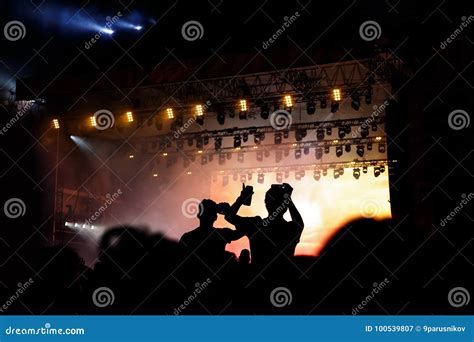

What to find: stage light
left=332, top=88, right=341, bottom=101
left=126, top=111, right=134, bottom=122
left=162, top=152, right=168, bottom=157
left=238, top=153, right=244, bottom=163
left=316, top=128, right=325, bottom=141
left=356, top=145, right=365, bottom=157
left=284, top=95, right=293, bottom=108
left=304, top=146, right=310, bottom=155
left=195, top=104, right=204, bottom=116
left=375, top=136, right=382, bottom=141
left=129, top=154, right=135, bottom=159
left=101, top=28, right=114, bottom=35
left=219, top=153, right=226, bottom=165
left=217, top=110, right=225, bottom=125
left=331, top=101, right=339, bottom=113
left=239, top=99, right=248, bottom=112
left=360, top=125, right=369, bottom=138
left=362, top=165, right=368, bottom=173
left=234, top=135, right=242, bottom=148
left=335, top=146, right=343, bottom=157
left=197, top=150, right=203, bottom=154
left=372, top=123, right=378, bottom=131
left=345, top=144, right=351, bottom=153
left=338, top=127, right=346, bottom=139
left=283, top=130, right=289, bottom=139
left=254, top=133, right=265, bottom=144
left=306, top=100, right=316, bottom=114
left=324, top=146, right=330, bottom=154
left=365, top=92, right=372, bottom=104
left=257, top=173, right=265, bottom=184
left=52, top=119, right=60, bottom=129
left=134, top=25, right=143, bottom=31
left=295, top=129, right=306, bottom=142
left=186, top=171, right=192, bottom=175
left=276, top=172, right=283, bottom=183
left=153, top=173, right=158, bottom=177
left=89, top=116, right=97, bottom=127
left=320, top=99, right=327, bottom=109
left=353, top=168, right=361, bottom=179
left=295, top=149, right=302, bottom=159
left=239, top=110, right=247, bottom=120
left=315, top=147, right=323, bottom=160
left=274, top=133, right=282, bottom=144
left=322, top=168, right=328, bottom=176
left=379, top=143, right=386, bottom=153
left=256, top=151, right=263, bottom=162
left=380, top=165, right=386, bottom=173
left=242, top=133, right=249, bottom=143
left=196, top=138, right=203, bottom=149
left=326, top=127, right=332, bottom=136
left=338, top=167, right=345, bottom=176
left=260, top=104, right=270, bottom=119
left=351, top=95, right=361, bottom=111
left=214, top=137, right=222, bottom=151
left=367, top=142, right=373, bottom=151
left=166, top=108, right=174, bottom=119
left=333, top=169, right=339, bottom=179
left=374, top=166, right=380, bottom=177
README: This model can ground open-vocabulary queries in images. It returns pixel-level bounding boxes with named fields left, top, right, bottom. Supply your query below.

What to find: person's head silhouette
left=197, top=199, right=219, bottom=227
left=264, top=185, right=289, bottom=217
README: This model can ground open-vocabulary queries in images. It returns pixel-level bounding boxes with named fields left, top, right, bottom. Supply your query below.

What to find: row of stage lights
left=50, top=88, right=372, bottom=130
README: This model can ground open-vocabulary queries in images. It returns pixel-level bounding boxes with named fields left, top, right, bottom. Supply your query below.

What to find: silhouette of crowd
left=6, top=183, right=471, bottom=315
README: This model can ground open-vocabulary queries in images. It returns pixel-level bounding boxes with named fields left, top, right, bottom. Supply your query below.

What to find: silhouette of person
left=180, top=199, right=244, bottom=266
left=223, top=183, right=304, bottom=269
left=239, top=249, right=251, bottom=265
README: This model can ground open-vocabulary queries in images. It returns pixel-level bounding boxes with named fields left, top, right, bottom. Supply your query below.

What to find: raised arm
left=223, top=184, right=253, bottom=227
left=287, top=197, right=304, bottom=229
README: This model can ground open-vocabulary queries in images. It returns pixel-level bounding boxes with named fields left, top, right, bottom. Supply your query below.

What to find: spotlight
left=196, top=138, right=203, bottom=149
left=195, top=104, right=204, bottom=124
left=219, top=153, right=226, bottom=165
left=367, top=142, right=373, bottom=151
left=326, top=126, right=332, bottom=136
left=283, top=130, right=289, bottom=139
left=356, top=145, right=365, bottom=157
left=238, top=153, right=244, bottom=163
left=380, top=165, right=386, bottom=173
left=242, top=133, right=249, bottom=142
left=276, top=172, right=283, bottom=183
left=333, top=169, right=339, bottom=179
left=52, top=119, right=60, bottom=129
left=239, top=99, right=248, bottom=112
left=260, top=104, right=270, bottom=119
left=254, top=133, right=265, bottom=144
left=360, top=125, right=369, bottom=138
left=320, top=99, right=327, bottom=109
left=101, top=28, right=114, bottom=35
left=304, top=146, right=310, bottom=155
left=351, top=95, right=360, bottom=111
left=353, top=168, right=361, bottom=179
left=315, top=147, right=323, bottom=160
left=126, top=111, right=134, bottom=123
left=239, top=110, right=247, bottom=120
left=187, top=138, right=194, bottom=146
left=362, top=165, right=368, bottom=173
left=338, top=127, right=346, bottom=139
left=134, top=25, right=143, bottom=31
left=214, top=137, right=222, bottom=151
left=316, top=128, right=325, bottom=141
left=324, top=146, right=330, bottom=154
left=371, top=122, right=378, bottom=131
left=374, top=166, right=380, bottom=177
left=274, top=133, right=282, bottom=144
left=322, top=168, right=328, bottom=176
left=345, top=125, right=352, bottom=134
left=234, top=135, right=242, bottom=148
left=275, top=150, right=283, bottom=163
left=313, top=170, right=321, bottom=181
left=332, top=88, right=341, bottom=101
left=257, top=173, right=265, bottom=184
left=257, top=151, right=263, bottom=161
left=295, top=149, right=302, bottom=159
left=379, top=143, right=386, bottom=153
left=129, top=154, right=135, bottom=159
left=166, top=108, right=175, bottom=119
left=365, top=92, right=372, bottom=104
left=217, top=110, right=225, bottom=125
left=284, top=95, right=293, bottom=108
left=295, top=129, right=306, bottom=142
left=306, top=100, right=316, bottom=114
left=331, top=101, right=339, bottom=113
left=264, top=150, right=270, bottom=158
left=345, top=144, right=351, bottom=153
left=335, top=146, right=343, bottom=157
left=338, top=167, right=345, bottom=176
